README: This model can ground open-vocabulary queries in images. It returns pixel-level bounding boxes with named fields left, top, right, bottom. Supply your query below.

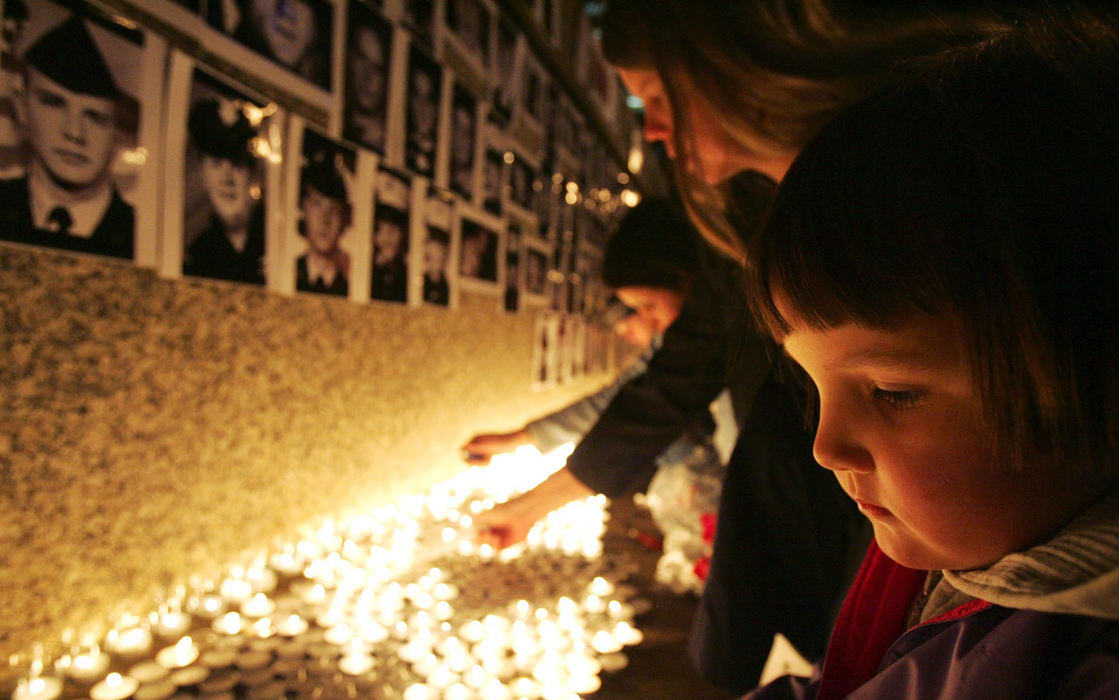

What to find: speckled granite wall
left=0, top=245, right=611, bottom=680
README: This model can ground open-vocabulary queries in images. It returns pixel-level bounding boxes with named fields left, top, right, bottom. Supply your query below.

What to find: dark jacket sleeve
left=564, top=256, right=758, bottom=497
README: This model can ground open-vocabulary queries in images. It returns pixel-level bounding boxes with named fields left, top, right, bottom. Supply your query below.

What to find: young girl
left=744, top=11, right=1119, bottom=699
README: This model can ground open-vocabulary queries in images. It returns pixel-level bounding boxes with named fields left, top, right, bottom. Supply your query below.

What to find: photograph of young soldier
left=371, top=203, right=409, bottom=303
left=209, top=0, right=333, bottom=89
left=449, top=83, right=476, bottom=200
left=405, top=46, right=440, bottom=177
left=459, top=218, right=497, bottom=282
left=444, top=0, right=488, bottom=65
left=295, top=141, right=352, bottom=297
left=504, top=224, right=521, bottom=312
left=422, top=226, right=450, bottom=306
left=182, top=89, right=267, bottom=285
left=482, top=147, right=503, bottom=216
left=0, top=13, right=138, bottom=259
left=342, top=1, right=391, bottom=153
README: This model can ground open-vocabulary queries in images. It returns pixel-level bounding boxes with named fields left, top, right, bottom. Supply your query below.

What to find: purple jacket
left=746, top=491, right=1119, bottom=700
left=747, top=602, right=1119, bottom=699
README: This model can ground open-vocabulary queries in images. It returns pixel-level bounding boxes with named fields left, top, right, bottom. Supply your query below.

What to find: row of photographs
left=124, top=0, right=627, bottom=194
left=0, top=0, right=618, bottom=315
left=532, top=312, right=616, bottom=391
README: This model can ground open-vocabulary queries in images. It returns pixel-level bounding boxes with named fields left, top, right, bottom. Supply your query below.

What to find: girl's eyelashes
left=872, top=387, right=926, bottom=409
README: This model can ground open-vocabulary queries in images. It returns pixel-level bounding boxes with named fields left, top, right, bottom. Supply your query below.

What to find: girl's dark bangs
left=755, top=90, right=957, bottom=336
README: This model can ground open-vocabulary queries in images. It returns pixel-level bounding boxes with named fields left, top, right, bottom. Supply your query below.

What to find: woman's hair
left=601, top=196, right=701, bottom=290
left=747, top=9, right=1119, bottom=477
left=598, top=0, right=1009, bottom=261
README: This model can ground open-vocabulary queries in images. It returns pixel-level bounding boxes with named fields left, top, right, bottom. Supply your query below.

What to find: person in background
left=183, top=98, right=266, bottom=285
left=584, top=1, right=1017, bottom=692
left=295, top=150, right=351, bottom=297
left=465, top=198, right=726, bottom=594
left=743, top=12, right=1119, bottom=697
left=0, top=15, right=134, bottom=259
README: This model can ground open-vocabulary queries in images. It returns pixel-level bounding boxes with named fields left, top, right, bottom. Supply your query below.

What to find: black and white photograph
left=169, top=62, right=279, bottom=287
left=503, top=219, right=522, bottom=313
left=458, top=216, right=497, bottom=285
left=531, top=312, right=559, bottom=390
left=0, top=1, right=163, bottom=264
left=523, top=235, right=549, bottom=302
left=371, top=167, right=411, bottom=304
left=343, top=0, right=393, bottom=154
left=482, top=146, right=504, bottom=216
left=290, top=127, right=356, bottom=298
left=205, top=0, right=334, bottom=90
left=491, top=15, right=519, bottom=117
left=449, top=81, right=477, bottom=200
left=508, top=152, right=535, bottom=211
left=443, top=0, right=489, bottom=71
left=401, top=0, right=435, bottom=48
left=405, top=44, right=441, bottom=177
left=420, top=193, right=455, bottom=308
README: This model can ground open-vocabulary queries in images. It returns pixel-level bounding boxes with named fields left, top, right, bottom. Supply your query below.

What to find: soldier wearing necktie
left=0, top=14, right=135, bottom=259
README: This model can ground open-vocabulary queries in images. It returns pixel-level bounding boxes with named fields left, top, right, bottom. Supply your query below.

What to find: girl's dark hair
left=601, top=196, right=701, bottom=290
left=598, top=0, right=1009, bottom=262
left=748, top=9, right=1119, bottom=476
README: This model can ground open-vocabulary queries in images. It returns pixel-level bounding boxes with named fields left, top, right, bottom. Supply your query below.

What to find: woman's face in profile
left=201, top=155, right=252, bottom=230
left=251, top=0, right=316, bottom=68
left=616, top=66, right=796, bottom=185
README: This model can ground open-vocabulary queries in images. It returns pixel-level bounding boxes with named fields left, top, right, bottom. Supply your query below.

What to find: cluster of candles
left=9, top=446, right=648, bottom=699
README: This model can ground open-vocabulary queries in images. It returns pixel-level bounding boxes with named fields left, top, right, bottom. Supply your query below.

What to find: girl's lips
left=854, top=499, right=891, bottom=518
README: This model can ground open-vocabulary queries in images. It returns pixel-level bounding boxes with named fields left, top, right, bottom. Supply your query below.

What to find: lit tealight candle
left=212, top=612, right=244, bottom=636
left=274, top=613, right=308, bottom=637
left=10, top=676, right=63, bottom=700
left=89, top=673, right=139, bottom=700
left=61, top=646, right=110, bottom=683
left=588, top=577, right=615, bottom=597
left=240, top=593, right=276, bottom=618
left=104, top=622, right=153, bottom=657
left=155, top=636, right=200, bottom=669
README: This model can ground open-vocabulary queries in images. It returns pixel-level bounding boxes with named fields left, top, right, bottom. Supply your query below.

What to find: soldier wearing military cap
left=295, top=147, right=351, bottom=296
left=182, top=97, right=266, bottom=285
left=0, top=14, right=134, bottom=259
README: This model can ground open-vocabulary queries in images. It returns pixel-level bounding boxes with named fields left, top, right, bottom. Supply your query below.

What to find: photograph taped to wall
left=0, top=0, right=165, bottom=265
left=481, top=145, right=505, bottom=217
left=490, top=14, right=519, bottom=119
left=399, top=0, right=435, bottom=49
left=522, top=233, right=549, bottom=305
left=506, top=149, right=537, bottom=214
left=286, top=122, right=358, bottom=298
left=448, top=80, right=478, bottom=202
left=419, top=185, right=455, bottom=308
left=531, top=311, right=559, bottom=390
left=163, top=55, right=282, bottom=287
left=501, top=211, right=535, bottom=314
left=204, top=0, right=334, bottom=91
left=343, top=0, right=393, bottom=155
left=440, top=0, right=489, bottom=81
left=371, top=165, right=412, bottom=304
left=404, top=42, right=441, bottom=177
left=456, top=201, right=502, bottom=292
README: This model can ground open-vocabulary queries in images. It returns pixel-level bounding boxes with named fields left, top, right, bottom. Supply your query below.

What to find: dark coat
left=296, top=255, right=349, bottom=297
left=0, top=176, right=134, bottom=259
left=183, top=207, right=266, bottom=285
left=564, top=246, right=869, bottom=692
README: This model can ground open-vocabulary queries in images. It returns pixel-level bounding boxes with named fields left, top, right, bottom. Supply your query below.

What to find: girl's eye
left=872, top=387, right=925, bottom=409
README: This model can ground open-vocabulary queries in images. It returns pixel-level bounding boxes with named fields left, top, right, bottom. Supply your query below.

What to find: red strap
left=817, top=540, right=927, bottom=700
